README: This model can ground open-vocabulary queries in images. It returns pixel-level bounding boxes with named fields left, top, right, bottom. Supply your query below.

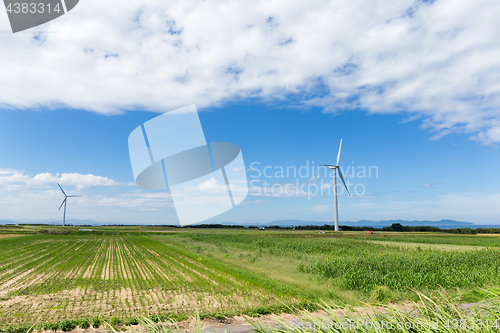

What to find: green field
left=0, top=233, right=301, bottom=326
left=0, top=226, right=499, bottom=329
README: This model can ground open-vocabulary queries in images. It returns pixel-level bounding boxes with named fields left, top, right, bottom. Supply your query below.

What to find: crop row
left=0, top=235, right=286, bottom=326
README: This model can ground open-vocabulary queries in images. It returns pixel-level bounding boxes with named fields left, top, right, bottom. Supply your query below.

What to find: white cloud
left=0, top=168, right=18, bottom=175
left=0, top=0, right=499, bottom=143
left=119, top=190, right=172, bottom=199
left=195, top=178, right=227, bottom=193
left=182, top=177, right=228, bottom=194
left=89, top=193, right=173, bottom=210
left=0, top=169, right=120, bottom=190
left=58, top=173, right=120, bottom=190
left=0, top=188, right=175, bottom=221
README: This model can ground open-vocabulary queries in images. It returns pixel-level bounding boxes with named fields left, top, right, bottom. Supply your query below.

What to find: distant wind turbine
left=57, top=183, right=82, bottom=226
left=321, top=139, right=351, bottom=231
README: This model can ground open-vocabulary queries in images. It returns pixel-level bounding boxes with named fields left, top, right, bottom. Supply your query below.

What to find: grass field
left=159, top=231, right=500, bottom=299
left=0, top=226, right=499, bottom=329
left=361, top=233, right=500, bottom=247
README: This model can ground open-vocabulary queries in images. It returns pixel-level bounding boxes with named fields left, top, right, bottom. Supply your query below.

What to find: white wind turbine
left=321, top=139, right=350, bottom=231
left=57, top=183, right=82, bottom=226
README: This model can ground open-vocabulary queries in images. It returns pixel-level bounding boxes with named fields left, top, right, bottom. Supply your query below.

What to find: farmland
left=0, top=232, right=301, bottom=326
left=0, top=226, right=500, bottom=329
left=159, top=231, right=500, bottom=301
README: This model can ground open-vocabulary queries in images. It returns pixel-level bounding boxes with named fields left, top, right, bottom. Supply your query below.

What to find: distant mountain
left=1, top=218, right=499, bottom=229
left=345, top=219, right=476, bottom=228
left=261, top=219, right=499, bottom=229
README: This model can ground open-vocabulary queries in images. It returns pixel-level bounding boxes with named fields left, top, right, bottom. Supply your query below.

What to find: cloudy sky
left=0, top=0, right=499, bottom=225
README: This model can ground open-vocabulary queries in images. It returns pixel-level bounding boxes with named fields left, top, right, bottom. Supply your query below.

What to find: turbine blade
left=58, top=198, right=66, bottom=211
left=67, top=195, right=83, bottom=197
left=57, top=183, right=67, bottom=196
left=338, top=168, right=351, bottom=196
left=336, top=139, right=342, bottom=165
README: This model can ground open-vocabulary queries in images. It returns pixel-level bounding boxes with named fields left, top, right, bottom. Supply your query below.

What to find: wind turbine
left=321, top=139, right=351, bottom=232
left=57, top=183, right=82, bottom=226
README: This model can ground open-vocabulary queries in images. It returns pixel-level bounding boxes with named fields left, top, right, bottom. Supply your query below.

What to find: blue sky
left=0, top=0, right=499, bottom=225
left=0, top=102, right=498, bottom=224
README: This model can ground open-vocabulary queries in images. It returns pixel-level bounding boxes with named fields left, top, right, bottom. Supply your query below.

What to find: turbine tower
left=57, top=183, right=82, bottom=226
left=321, top=139, right=351, bottom=231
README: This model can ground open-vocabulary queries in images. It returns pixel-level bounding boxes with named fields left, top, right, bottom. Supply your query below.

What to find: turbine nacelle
left=320, top=165, right=338, bottom=169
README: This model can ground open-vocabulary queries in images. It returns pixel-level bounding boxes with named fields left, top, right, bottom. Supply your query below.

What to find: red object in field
left=364, top=230, right=373, bottom=234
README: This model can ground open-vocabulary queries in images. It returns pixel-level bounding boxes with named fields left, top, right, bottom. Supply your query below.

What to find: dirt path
left=0, top=234, right=25, bottom=239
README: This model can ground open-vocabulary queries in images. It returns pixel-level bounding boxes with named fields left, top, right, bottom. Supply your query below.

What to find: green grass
left=299, top=248, right=500, bottom=291
left=1, top=228, right=500, bottom=331
left=122, top=291, right=500, bottom=333
left=367, top=240, right=489, bottom=251
left=359, top=233, right=500, bottom=247
left=158, top=231, right=392, bottom=257
left=248, top=290, right=500, bottom=333
left=157, top=231, right=500, bottom=300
